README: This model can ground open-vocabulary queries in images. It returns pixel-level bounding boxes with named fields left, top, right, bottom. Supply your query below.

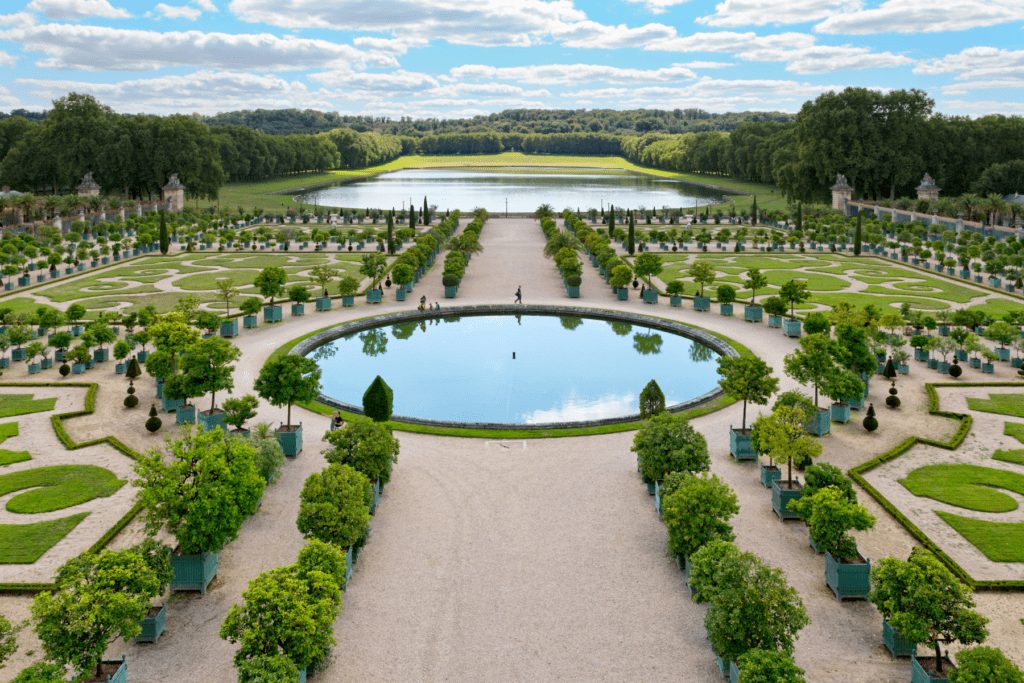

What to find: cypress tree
left=409, top=205, right=416, bottom=229
left=423, top=196, right=428, bottom=225
left=608, top=204, right=615, bottom=238
left=795, top=203, right=803, bottom=233
left=628, top=210, right=635, bottom=255
left=854, top=210, right=863, bottom=256
left=363, top=375, right=394, bottom=422
left=387, top=211, right=395, bottom=254
left=159, top=210, right=169, bottom=255
left=751, top=195, right=759, bottom=225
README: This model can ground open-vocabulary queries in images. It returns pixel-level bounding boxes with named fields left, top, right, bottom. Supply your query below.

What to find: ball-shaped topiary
left=862, top=404, right=878, bottom=431
left=59, top=364, right=71, bottom=377
left=441, top=273, right=459, bottom=287
left=886, top=384, right=901, bottom=408
left=631, top=412, right=710, bottom=484
left=566, top=274, right=582, bottom=287
left=949, top=358, right=963, bottom=378
left=124, top=394, right=139, bottom=408
left=145, top=404, right=162, bottom=432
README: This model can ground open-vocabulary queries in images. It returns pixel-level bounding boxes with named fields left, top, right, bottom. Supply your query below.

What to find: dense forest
left=1, top=91, right=1022, bottom=206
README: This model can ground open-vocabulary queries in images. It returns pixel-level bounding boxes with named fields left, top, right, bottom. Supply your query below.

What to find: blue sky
left=0, top=0, right=1021, bottom=118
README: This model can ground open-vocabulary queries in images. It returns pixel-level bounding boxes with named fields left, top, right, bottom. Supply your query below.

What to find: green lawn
left=967, top=393, right=1024, bottom=418
left=0, top=513, right=89, bottom=564
left=0, top=422, right=29, bottom=467
left=995, top=422, right=1024, bottom=465
left=936, top=512, right=1024, bottom=563
left=0, top=395, right=56, bottom=419
left=967, top=297, right=1024, bottom=319
left=900, top=464, right=1024, bottom=513
left=0, top=464, right=125, bottom=514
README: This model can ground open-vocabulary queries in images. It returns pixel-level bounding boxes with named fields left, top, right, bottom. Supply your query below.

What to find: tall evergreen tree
left=628, top=210, right=635, bottom=255
left=423, top=196, right=428, bottom=225
left=608, top=203, right=615, bottom=238
left=751, top=195, right=758, bottom=225
left=795, top=203, right=803, bottom=232
left=854, top=210, right=863, bottom=256
left=387, top=211, right=395, bottom=255
left=158, top=210, right=169, bottom=255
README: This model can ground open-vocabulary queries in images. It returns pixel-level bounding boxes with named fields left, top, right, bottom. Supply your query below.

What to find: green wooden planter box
left=669, top=295, right=682, bottom=307
left=997, top=347, right=1010, bottom=361
left=642, top=289, right=658, bottom=303
left=99, top=656, right=127, bottom=683
left=342, top=296, right=355, bottom=307
left=983, top=363, right=994, bottom=373
left=809, top=531, right=823, bottom=554
left=41, top=358, right=52, bottom=370
left=444, top=285, right=458, bottom=298
left=175, top=404, right=196, bottom=425
left=927, top=358, right=938, bottom=369
left=263, top=305, right=283, bottom=323
left=366, top=289, right=383, bottom=303
left=783, top=319, right=802, bottom=337
left=911, top=655, right=953, bottom=683
left=370, top=479, right=380, bottom=515
left=11, top=348, right=25, bottom=361
left=220, top=319, right=239, bottom=338
left=94, top=348, right=109, bottom=362
left=883, top=618, right=917, bottom=659
left=693, top=295, right=710, bottom=311
left=771, top=478, right=803, bottom=520
left=343, top=545, right=353, bottom=591
left=198, top=409, right=226, bottom=432
left=969, top=358, right=981, bottom=369
left=729, top=427, right=756, bottom=461
left=831, top=402, right=851, bottom=423
left=744, top=305, right=762, bottom=322
left=729, top=661, right=740, bottom=683
left=115, top=362, right=126, bottom=374
left=396, top=289, right=407, bottom=301
left=717, top=656, right=733, bottom=680
left=566, top=285, right=580, bottom=298
left=654, top=480, right=663, bottom=519
left=768, top=315, right=783, bottom=328
left=719, top=303, right=733, bottom=316
left=277, top=423, right=302, bottom=457
left=138, top=351, right=149, bottom=362
left=291, top=303, right=305, bottom=316
left=760, top=463, right=781, bottom=488
left=315, top=297, right=332, bottom=311
left=825, top=549, right=871, bottom=601
left=136, top=603, right=166, bottom=644
left=616, top=288, right=628, bottom=300
left=807, top=407, right=831, bottom=436
left=162, top=396, right=185, bottom=413
left=71, top=362, right=86, bottom=374
left=914, top=348, right=929, bottom=361
left=27, top=362, right=40, bottom=374
left=170, top=549, right=218, bottom=594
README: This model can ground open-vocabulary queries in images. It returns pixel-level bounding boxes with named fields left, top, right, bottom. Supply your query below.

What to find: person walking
left=515, top=286, right=522, bottom=304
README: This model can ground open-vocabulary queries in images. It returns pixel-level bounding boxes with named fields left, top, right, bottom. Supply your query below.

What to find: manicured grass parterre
left=0, top=464, right=125, bottom=514
left=935, top=512, right=1024, bottom=563
left=0, top=513, right=89, bottom=564
left=995, top=422, right=1024, bottom=465
left=966, top=393, right=1024, bottom=419
left=0, top=422, right=29, bottom=467
left=0, top=394, right=57, bottom=419
left=900, top=463, right=1024, bottom=513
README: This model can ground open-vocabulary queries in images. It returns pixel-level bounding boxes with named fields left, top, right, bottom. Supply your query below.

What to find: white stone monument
left=916, top=174, right=940, bottom=202
left=161, top=174, right=185, bottom=213
left=831, top=174, right=853, bottom=212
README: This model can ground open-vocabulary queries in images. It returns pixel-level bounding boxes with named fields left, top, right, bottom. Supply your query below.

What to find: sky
left=0, top=0, right=1022, bottom=119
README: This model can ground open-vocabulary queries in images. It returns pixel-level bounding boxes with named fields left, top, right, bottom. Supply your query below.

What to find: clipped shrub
left=441, top=273, right=459, bottom=287
left=236, top=654, right=299, bottom=683
left=322, top=415, right=400, bottom=485
left=736, top=648, right=806, bottom=683
left=362, top=375, right=394, bottom=422
left=802, top=463, right=856, bottom=503
left=296, top=463, right=372, bottom=548
left=639, top=379, right=666, bottom=420
left=59, top=364, right=70, bottom=377
left=124, top=394, right=139, bottom=408
left=862, top=404, right=878, bottom=431
left=145, top=404, right=162, bottom=433
left=566, top=274, right=582, bottom=287
left=662, top=472, right=739, bottom=560
left=631, top=412, right=710, bottom=484
left=948, top=646, right=1023, bottom=683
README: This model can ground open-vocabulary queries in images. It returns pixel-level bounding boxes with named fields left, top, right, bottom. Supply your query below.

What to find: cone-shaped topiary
left=862, top=404, right=878, bottom=432
left=639, top=379, right=666, bottom=420
left=59, top=364, right=70, bottom=377
left=126, top=357, right=142, bottom=379
left=145, top=404, right=162, bottom=432
left=362, top=375, right=393, bottom=423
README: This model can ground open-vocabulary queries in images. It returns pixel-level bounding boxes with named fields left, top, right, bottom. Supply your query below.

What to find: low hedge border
left=848, top=381, right=1024, bottom=592
left=0, top=382, right=145, bottom=594
left=269, top=306, right=753, bottom=438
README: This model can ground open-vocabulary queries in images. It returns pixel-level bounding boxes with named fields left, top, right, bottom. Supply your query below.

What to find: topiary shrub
left=735, top=648, right=806, bottom=683
left=441, top=273, right=459, bottom=287
left=631, top=412, right=710, bottom=484
left=949, top=357, right=963, bottom=378
left=886, top=384, right=901, bottom=408
left=59, top=364, right=70, bottom=377
left=124, top=394, right=139, bottom=408
left=322, top=415, right=400, bottom=485
left=862, top=404, right=878, bottom=431
left=638, top=379, right=665, bottom=419
left=566, top=274, right=582, bottom=287
left=236, top=654, right=298, bottom=683
left=802, top=463, right=856, bottom=503
left=145, top=404, right=162, bottom=433
left=297, top=463, right=372, bottom=547
left=362, top=375, right=393, bottom=422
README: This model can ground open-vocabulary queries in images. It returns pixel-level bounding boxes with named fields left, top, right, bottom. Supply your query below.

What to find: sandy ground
left=0, top=217, right=1022, bottom=682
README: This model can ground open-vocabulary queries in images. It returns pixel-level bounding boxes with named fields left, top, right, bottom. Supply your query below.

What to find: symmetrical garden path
left=0, top=218, right=1022, bottom=682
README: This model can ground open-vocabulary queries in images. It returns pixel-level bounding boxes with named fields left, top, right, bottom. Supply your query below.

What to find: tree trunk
left=286, top=402, right=291, bottom=428
left=934, top=642, right=943, bottom=673
left=741, top=400, right=747, bottom=431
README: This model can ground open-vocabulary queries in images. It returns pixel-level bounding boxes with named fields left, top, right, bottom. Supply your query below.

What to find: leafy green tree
left=949, top=646, right=1023, bottom=683
left=662, top=473, right=739, bottom=560
left=631, top=412, right=710, bottom=484
left=133, top=426, right=264, bottom=554
left=288, top=284, right=310, bottom=305
left=779, top=279, right=810, bottom=319
left=254, top=355, right=322, bottom=428
left=11, top=662, right=67, bottom=683
left=687, top=261, right=716, bottom=297
left=362, top=375, right=393, bottom=422
left=638, top=379, right=665, bottom=419
left=688, top=540, right=753, bottom=605
left=309, top=264, right=337, bottom=298
left=872, top=548, right=988, bottom=675
left=0, top=614, right=19, bottom=670
left=984, top=321, right=1017, bottom=350
left=159, top=210, right=169, bottom=254
left=296, top=463, right=372, bottom=548
left=178, top=337, right=241, bottom=413
left=149, top=312, right=199, bottom=374
left=743, top=268, right=769, bottom=304
left=788, top=486, right=875, bottom=559
left=609, top=265, right=632, bottom=290
left=322, top=415, right=400, bottom=485
left=31, top=547, right=162, bottom=680
left=236, top=654, right=299, bottom=683
left=736, top=649, right=806, bottom=683
left=223, top=394, right=259, bottom=433
left=716, top=356, right=779, bottom=430
left=254, top=267, right=288, bottom=307
left=337, top=275, right=360, bottom=298
left=358, top=253, right=387, bottom=287
left=783, top=333, right=847, bottom=407
left=755, top=404, right=822, bottom=482
left=633, top=252, right=662, bottom=286
left=216, top=277, right=241, bottom=316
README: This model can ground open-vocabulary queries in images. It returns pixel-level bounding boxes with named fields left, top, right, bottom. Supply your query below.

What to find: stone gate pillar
left=161, top=174, right=185, bottom=213
left=916, top=174, right=940, bottom=202
left=831, top=174, right=853, bottom=212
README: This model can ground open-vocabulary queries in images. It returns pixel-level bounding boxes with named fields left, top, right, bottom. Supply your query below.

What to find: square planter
left=342, top=296, right=355, bottom=307
left=831, top=402, right=851, bottom=423
left=445, top=285, right=458, bottom=298
left=719, top=303, right=733, bottom=316
left=115, top=362, right=126, bottom=374
left=825, top=549, right=871, bottom=601
left=997, top=347, right=1010, bottom=361
left=396, top=289, right=408, bottom=301
left=938, top=325, right=949, bottom=336
left=969, top=357, right=981, bottom=369
left=928, top=359, right=938, bottom=369
left=263, top=305, right=283, bottom=323
left=693, top=295, right=710, bottom=312
left=783, top=319, right=802, bottom=338
left=11, top=348, right=25, bottom=362
left=162, top=396, right=185, bottom=413
left=744, top=305, right=762, bottom=322
left=955, top=349, right=968, bottom=361
left=41, top=358, right=52, bottom=370
left=93, top=348, right=109, bottom=363
left=291, top=303, right=305, bottom=316
left=883, top=619, right=917, bottom=659
left=175, top=403, right=196, bottom=425
left=136, top=603, right=167, bottom=644
left=27, top=363, right=40, bottom=374
left=277, top=423, right=303, bottom=457
left=170, top=549, right=218, bottom=594
left=1013, top=358, right=1023, bottom=368
left=807, top=407, right=831, bottom=436
left=36, top=275, right=46, bottom=283
left=912, top=655, right=955, bottom=683
left=198, top=409, right=226, bottom=432
left=220, top=319, right=239, bottom=338
left=137, top=351, right=149, bottom=363
left=983, top=363, right=994, bottom=374
left=16, top=277, right=29, bottom=287
left=366, top=289, right=383, bottom=303
left=654, top=480, right=663, bottom=519
left=95, top=656, right=127, bottom=683
left=566, top=285, right=580, bottom=298
left=642, top=289, right=658, bottom=304
left=243, top=314, right=258, bottom=329
left=761, top=464, right=781, bottom=489
left=729, top=427, right=756, bottom=461
left=315, top=297, right=332, bottom=311
left=937, top=361, right=950, bottom=375
left=768, top=315, right=783, bottom=328
left=771, top=478, right=803, bottom=520
left=669, top=295, right=682, bottom=307
left=71, top=362, right=86, bottom=375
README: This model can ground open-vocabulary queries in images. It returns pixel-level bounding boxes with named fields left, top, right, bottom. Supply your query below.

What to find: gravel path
left=0, top=217, right=1022, bottom=682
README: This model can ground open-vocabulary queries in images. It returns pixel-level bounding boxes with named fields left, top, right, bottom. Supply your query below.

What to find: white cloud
left=646, top=30, right=816, bottom=52
left=551, top=20, right=677, bottom=49
left=0, top=13, right=36, bottom=27
left=565, top=77, right=847, bottom=100
left=427, top=83, right=551, bottom=98
left=0, top=51, right=15, bottom=67
left=0, top=23, right=394, bottom=71
left=155, top=3, right=202, bottom=20
left=193, top=0, right=218, bottom=10
left=449, top=63, right=696, bottom=85
left=229, top=0, right=588, bottom=47
left=17, top=70, right=336, bottom=115
left=309, top=69, right=439, bottom=94
left=815, top=0, right=1024, bottom=34
left=25, top=0, right=132, bottom=20
left=942, top=99, right=1024, bottom=115
left=915, top=47, right=1024, bottom=80
left=941, top=79, right=1024, bottom=95
left=619, top=0, right=692, bottom=16
left=697, top=0, right=862, bottom=27
left=0, top=85, right=19, bottom=107
left=677, top=61, right=734, bottom=68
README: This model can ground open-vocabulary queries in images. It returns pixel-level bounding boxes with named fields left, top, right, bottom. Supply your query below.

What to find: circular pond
left=306, top=312, right=724, bottom=426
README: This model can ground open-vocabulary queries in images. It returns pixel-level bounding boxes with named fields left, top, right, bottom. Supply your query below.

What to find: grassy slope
left=201, top=153, right=788, bottom=215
